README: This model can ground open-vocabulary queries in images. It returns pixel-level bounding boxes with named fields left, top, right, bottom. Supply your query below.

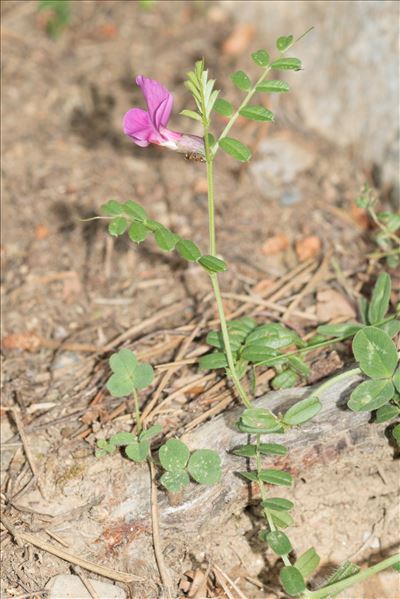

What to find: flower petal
left=136, top=76, right=173, bottom=130
left=123, top=108, right=162, bottom=146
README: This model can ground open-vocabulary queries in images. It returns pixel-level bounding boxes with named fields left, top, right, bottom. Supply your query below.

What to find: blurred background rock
left=225, top=0, right=399, bottom=200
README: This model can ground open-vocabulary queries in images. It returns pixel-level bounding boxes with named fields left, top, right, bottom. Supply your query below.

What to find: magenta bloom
left=123, top=76, right=204, bottom=157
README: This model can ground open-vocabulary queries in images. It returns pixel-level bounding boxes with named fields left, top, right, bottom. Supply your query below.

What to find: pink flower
left=123, top=76, right=204, bottom=157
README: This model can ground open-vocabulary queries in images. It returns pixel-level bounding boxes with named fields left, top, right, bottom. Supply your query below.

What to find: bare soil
left=1, top=1, right=399, bottom=598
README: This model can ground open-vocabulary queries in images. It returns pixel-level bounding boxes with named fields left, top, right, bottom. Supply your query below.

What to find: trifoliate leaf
left=106, top=349, right=154, bottom=397
left=159, top=439, right=190, bottom=471
left=188, top=449, right=221, bottom=485
left=160, top=470, right=190, bottom=492
left=348, top=379, right=395, bottom=412
left=352, top=327, right=398, bottom=378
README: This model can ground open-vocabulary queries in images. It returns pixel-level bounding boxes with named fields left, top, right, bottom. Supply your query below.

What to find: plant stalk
left=304, top=554, right=399, bottom=599
left=256, top=434, right=291, bottom=567
left=204, top=122, right=251, bottom=408
left=133, top=389, right=142, bottom=435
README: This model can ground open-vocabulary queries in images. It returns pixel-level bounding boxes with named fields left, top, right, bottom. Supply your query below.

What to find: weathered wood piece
left=17, top=371, right=390, bottom=572
left=111, top=372, right=384, bottom=534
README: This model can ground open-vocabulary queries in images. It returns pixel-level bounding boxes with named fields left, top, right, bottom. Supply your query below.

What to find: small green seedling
left=37, top=0, right=71, bottom=38
left=356, top=183, right=400, bottom=268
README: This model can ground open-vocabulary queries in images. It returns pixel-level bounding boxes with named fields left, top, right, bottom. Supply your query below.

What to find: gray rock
left=224, top=0, right=399, bottom=193
left=250, top=133, right=315, bottom=200
left=46, top=574, right=126, bottom=599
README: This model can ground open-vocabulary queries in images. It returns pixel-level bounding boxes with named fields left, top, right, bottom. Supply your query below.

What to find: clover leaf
left=106, top=349, right=154, bottom=397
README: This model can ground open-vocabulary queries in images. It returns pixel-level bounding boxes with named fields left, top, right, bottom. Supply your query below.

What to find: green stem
left=133, top=389, right=142, bottom=435
left=210, top=274, right=252, bottom=408
left=256, top=313, right=397, bottom=368
left=214, top=26, right=314, bottom=155
left=312, top=367, right=361, bottom=397
left=205, top=137, right=216, bottom=255
left=203, top=114, right=252, bottom=408
left=304, top=554, right=399, bottom=599
left=368, top=206, right=400, bottom=245
left=256, top=434, right=291, bottom=567
left=214, top=66, right=271, bottom=153
left=369, top=247, right=400, bottom=259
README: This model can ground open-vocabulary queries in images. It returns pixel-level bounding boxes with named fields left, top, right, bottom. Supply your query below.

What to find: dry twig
left=149, top=460, right=174, bottom=598
left=17, top=531, right=142, bottom=583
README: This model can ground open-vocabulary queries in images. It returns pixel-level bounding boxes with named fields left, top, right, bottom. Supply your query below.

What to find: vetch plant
left=356, top=183, right=400, bottom=268
left=37, top=0, right=71, bottom=38
left=95, top=29, right=399, bottom=598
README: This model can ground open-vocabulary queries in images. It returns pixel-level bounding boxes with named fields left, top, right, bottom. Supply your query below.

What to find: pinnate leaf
left=259, top=443, right=288, bottom=456
left=213, top=98, right=234, bottom=117
left=231, top=70, right=251, bottom=91
left=266, top=530, right=292, bottom=555
left=180, top=109, right=202, bottom=122
left=279, top=566, right=306, bottom=596
left=240, top=408, right=281, bottom=432
left=271, top=369, right=298, bottom=390
left=258, top=469, right=293, bottom=486
left=123, top=200, right=147, bottom=221
left=251, top=49, right=269, bottom=67
left=101, top=200, right=124, bottom=216
left=176, top=239, right=202, bottom=262
left=128, top=222, right=148, bottom=243
left=219, top=137, right=252, bottom=162
left=271, top=57, right=302, bottom=71
left=295, top=547, right=320, bottom=579
left=269, top=509, right=294, bottom=528
left=154, top=224, right=179, bottom=251
left=276, top=35, right=294, bottom=52
left=198, top=255, right=228, bottom=273
left=256, top=80, right=289, bottom=93
left=239, top=105, right=274, bottom=122
left=283, top=396, right=322, bottom=425
left=262, top=497, right=294, bottom=511
left=108, top=217, right=128, bottom=236
left=198, top=352, right=228, bottom=370
left=317, top=323, right=362, bottom=338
